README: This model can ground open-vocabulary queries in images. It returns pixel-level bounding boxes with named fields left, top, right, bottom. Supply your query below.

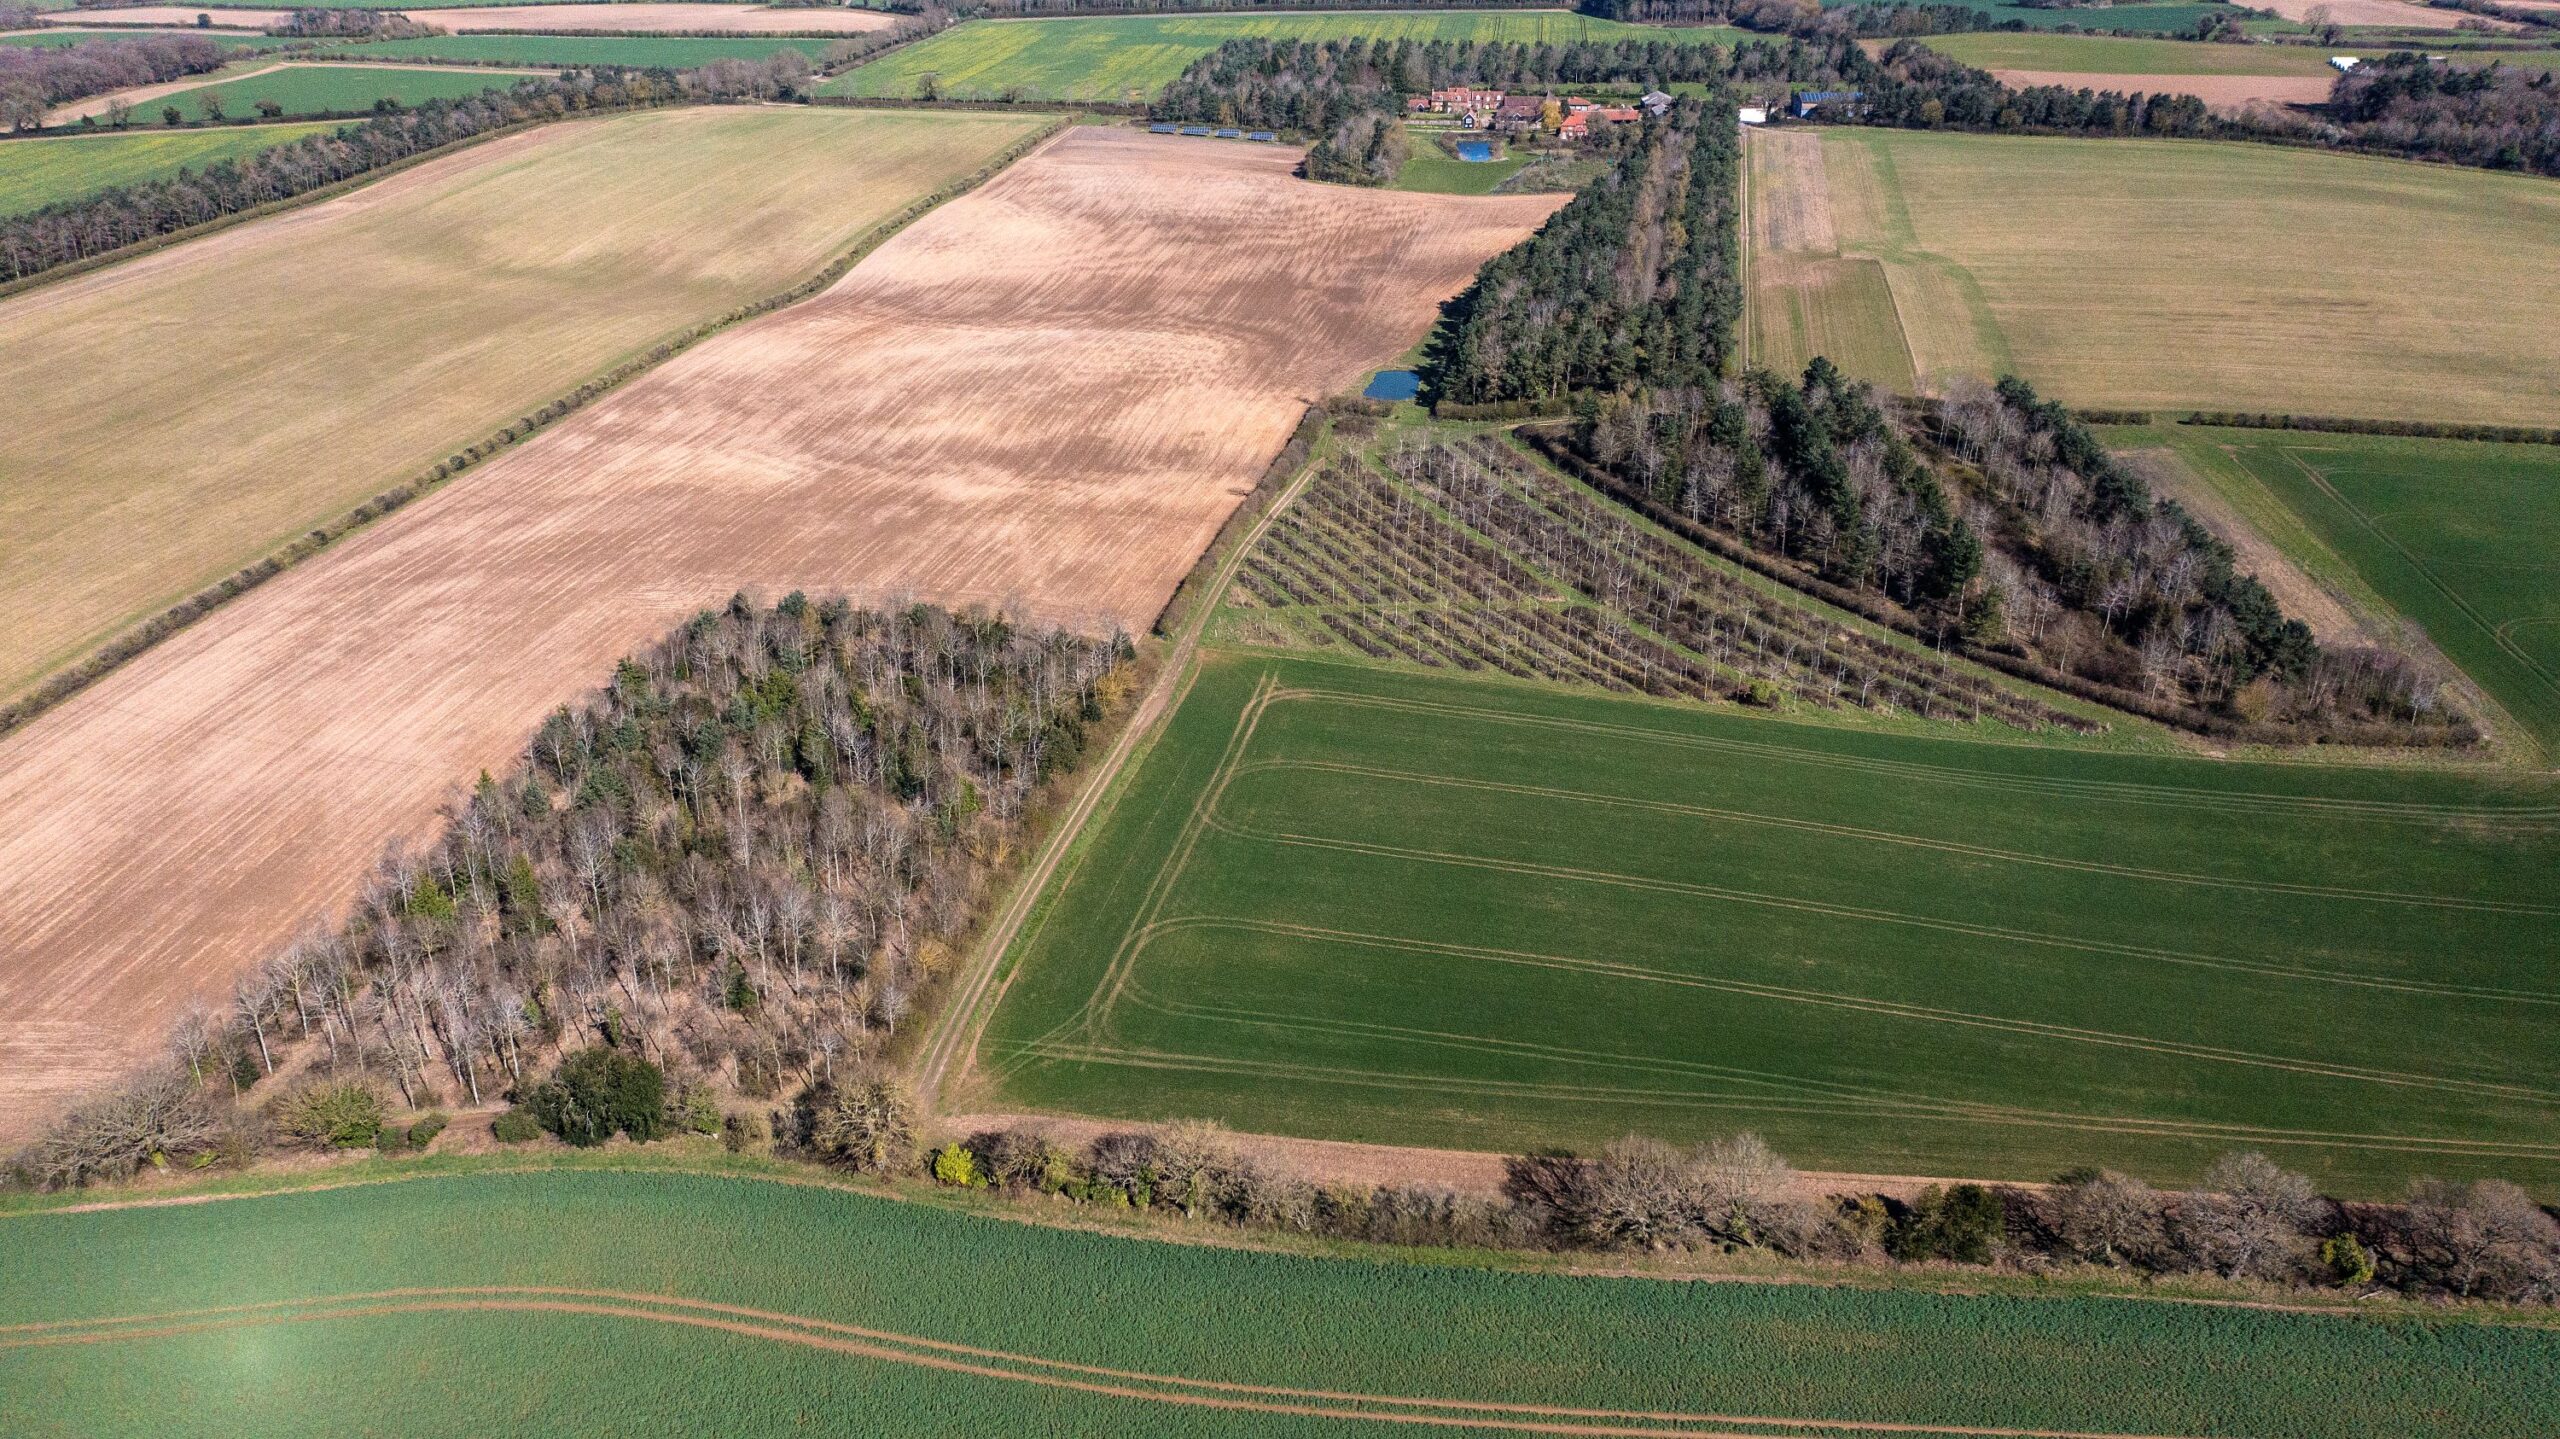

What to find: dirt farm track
left=0, top=128, right=1558, bottom=1142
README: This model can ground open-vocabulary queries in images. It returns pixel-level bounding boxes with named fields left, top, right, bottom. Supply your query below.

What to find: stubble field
left=976, top=650, right=2560, bottom=1197
left=1742, top=128, right=2560, bottom=423
left=0, top=126, right=1560, bottom=1143
left=7, top=1166, right=2556, bottom=1437
left=0, top=105, right=1036, bottom=704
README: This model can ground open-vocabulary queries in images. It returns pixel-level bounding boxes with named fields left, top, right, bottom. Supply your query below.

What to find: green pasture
left=320, top=33, right=841, bottom=68
left=1391, top=144, right=1527, bottom=195
left=822, top=12, right=1749, bottom=102
left=1915, top=32, right=2345, bottom=74
left=0, top=121, right=339, bottom=214
left=4, top=1165, right=2557, bottom=1436
left=2133, top=426, right=2560, bottom=762
left=980, top=648, right=2560, bottom=1198
left=1823, top=0, right=2242, bottom=33
left=122, top=64, right=537, bottom=122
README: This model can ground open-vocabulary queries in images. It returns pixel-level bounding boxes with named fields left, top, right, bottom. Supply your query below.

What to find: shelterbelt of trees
left=1424, top=101, right=2456, bottom=741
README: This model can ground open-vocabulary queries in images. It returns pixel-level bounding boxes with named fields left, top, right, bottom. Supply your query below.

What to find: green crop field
left=1915, top=33, right=2345, bottom=75
left=124, top=63, right=540, bottom=121
left=976, top=644, right=2560, bottom=1198
left=1825, top=0, right=2240, bottom=32
left=0, top=122, right=339, bottom=215
left=4, top=1164, right=2557, bottom=1436
left=823, top=12, right=1748, bottom=102
left=1392, top=145, right=1528, bottom=196
left=319, top=33, right=840, bottom=68
left=1743, top=128, right=2560, bottom=424
left=2132, top=426, right=2560, bottom=762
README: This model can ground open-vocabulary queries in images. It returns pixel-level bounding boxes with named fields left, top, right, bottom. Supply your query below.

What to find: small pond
left=1363, top=370, right=1421, bottom=402
left=1455, top=140, right=1495, bottom=162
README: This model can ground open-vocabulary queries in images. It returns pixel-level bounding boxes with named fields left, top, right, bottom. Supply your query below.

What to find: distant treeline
left=0, top=56, right=823, bottom=287
left=0, top=33, right=231, bottom=130
left=267, top=7, right=446, bottom=39
left=1154, top=36, right=1731, bottom=139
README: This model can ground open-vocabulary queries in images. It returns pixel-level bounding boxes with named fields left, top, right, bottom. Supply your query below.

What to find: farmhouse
left=1492, top=94, right=1546, bottom=133
left=1429, top=85, right=1504, bottom=115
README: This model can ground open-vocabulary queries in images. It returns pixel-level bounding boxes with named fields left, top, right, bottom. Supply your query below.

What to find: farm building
left=1492, top=95, right=1547, bottom=133
left=1558, top=113, right=1588, bottom=141
left=1792, top=89, right=1865, bottom=119
left=1641, top=89, right=1673, bottom=116
left=2329, top=55, right=2361, bottom=73
left=1738, top=106, right=1769, bottom=126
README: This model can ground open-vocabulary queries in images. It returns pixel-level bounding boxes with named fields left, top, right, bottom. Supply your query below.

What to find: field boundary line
left=915, top=413, right=1332, bottom=1110
left=0, top=108, right=1068, bottom=741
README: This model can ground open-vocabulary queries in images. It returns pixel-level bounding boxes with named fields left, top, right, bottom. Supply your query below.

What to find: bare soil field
left=50, top=5, right=901, bottom=32
left=0, top=127, right=1559, bottom=1144
left=0, top=106, right=1034, bottom=704
left=2252, top=0, right=2512, bottom=24
left=1991, top=69, right=2336, bottom=110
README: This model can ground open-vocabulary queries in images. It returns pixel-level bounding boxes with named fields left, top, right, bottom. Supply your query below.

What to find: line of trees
left=0, top=53, right=827, bottom=285
left=1567, top=369, right=2465, bottom=735
left=915, top=1119, right=2560, bottom=1307
left=0, top=32, right=232, bottom=132
left=1154, top=35, right=1732, bottom=139
left=266, top=8, right=447, bottom=39
left=1430, top=97, right=1740, bottom=403
left=9, top=597, right=1132, bottom=1191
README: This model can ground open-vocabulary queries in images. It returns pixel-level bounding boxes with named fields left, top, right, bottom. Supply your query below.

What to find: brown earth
left=48, top=4, right=901, bottom=32
left=2250, top=0, right=2517, bottom=26
left=1990, top=70, right=2337, bottom=112
left=0, top=127, right=1559, bottom=1146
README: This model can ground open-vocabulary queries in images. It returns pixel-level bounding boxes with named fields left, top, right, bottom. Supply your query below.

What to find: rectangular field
left=2138, top=426, right=2560, bottom=761
left=1743, top=128, right=2560, bottom=423
left=50, top=4, right=902, bottom=30
left=107, top=62, right=540, bottom=121
left=1911, top=33, right=2346, bottom=75
left=0, top=127, right=1560, bottom=1142
left=7, top=1168, right=2556, bottom=1438
left=0, top=122, right=340, bottom=215
left=823, top=12, right=1747, bottom=102
left=1825, top=0, right=2240, bottom=32
left=318, top=33, right=840, bottom=67
left=977, top=649, right=2560, bottom=1197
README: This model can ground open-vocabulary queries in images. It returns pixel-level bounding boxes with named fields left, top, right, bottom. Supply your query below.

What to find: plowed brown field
left=1990, top=70, right=2334, bottom=112
left=49, top=5, right=901, bottom=32
left=0, top=127, right=1559, bottom=1141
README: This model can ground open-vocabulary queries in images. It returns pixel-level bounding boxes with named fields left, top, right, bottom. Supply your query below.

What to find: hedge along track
left=0, top=1285, right=2214, bottom=1439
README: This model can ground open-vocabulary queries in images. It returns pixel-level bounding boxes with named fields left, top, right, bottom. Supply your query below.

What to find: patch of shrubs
left=271, top=1080, right=385, bottom=1150
left=524, top=1047, right=667, bottom=1148
left=491, top=1108, right=544, bottom=1145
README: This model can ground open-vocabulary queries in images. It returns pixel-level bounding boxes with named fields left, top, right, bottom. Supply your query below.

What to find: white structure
left=1738, top=107, right=1769, bottom=126
left=2329, top=55, right=2362, bottom=73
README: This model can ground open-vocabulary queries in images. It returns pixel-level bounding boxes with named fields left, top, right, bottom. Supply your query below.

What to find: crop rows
left=1235, top=442, right=2086, bottom=731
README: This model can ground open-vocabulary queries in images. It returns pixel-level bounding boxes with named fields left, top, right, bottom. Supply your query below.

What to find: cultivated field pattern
left=0, top=128, right=1560, bottom=1142
left=0, top=106, right=1032, bottom=702
left=4, top=1169, right=2555, bottom=1437
left=1744, top=128, right=2560, bottom=423
left=979, top=651, right=2560, bottom=1195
